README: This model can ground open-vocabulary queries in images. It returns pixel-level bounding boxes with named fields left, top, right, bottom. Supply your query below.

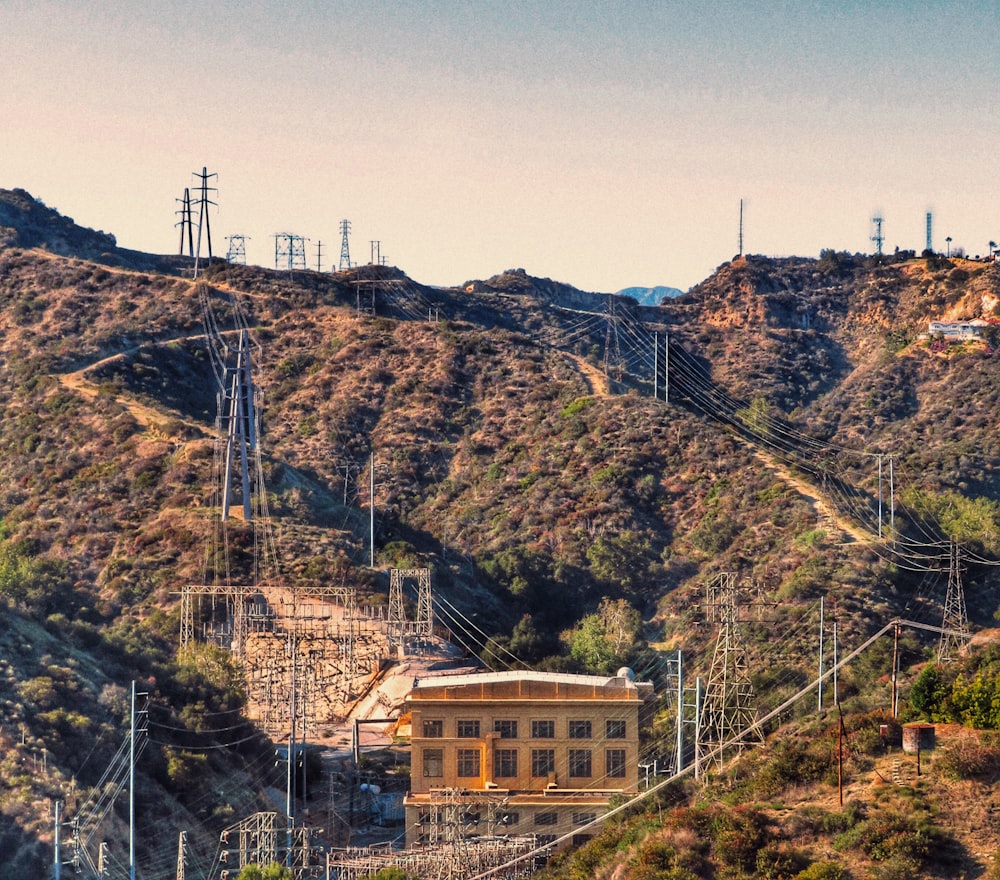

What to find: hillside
left=1, top=189, right=1000, bottom=877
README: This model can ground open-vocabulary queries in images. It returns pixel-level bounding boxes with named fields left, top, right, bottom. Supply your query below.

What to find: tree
left=565, top=598, right=641, bottom=674
left=236, top=863, right=293, bottom=880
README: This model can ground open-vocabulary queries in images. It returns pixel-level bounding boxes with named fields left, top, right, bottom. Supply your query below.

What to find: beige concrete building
left=403, top=669, right=653, bottom=849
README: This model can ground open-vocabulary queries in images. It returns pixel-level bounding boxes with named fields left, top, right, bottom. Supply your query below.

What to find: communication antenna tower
left=192, top=166, right=218, bottom=276
left=225, top=234, right=248, bottom=265
left=176, top=188, right=195, bottom=257
left=926, top=211, right=933, bottom=253
left=871, top=214, right=884, bottom=256
left=738, top=198, right=744, bottom=257
left=274, top=233, right=308, bottom=272
left=938, top=540, right=970, bottom=662
left=339, top=219, right=352, bottom=270
left=698, top=572, right=761, bottom=769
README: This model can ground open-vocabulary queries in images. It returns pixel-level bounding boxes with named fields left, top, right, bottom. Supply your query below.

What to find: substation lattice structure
left=179, top=287, right=439, bottom=736
left=697, top=572, right=762, bottom=769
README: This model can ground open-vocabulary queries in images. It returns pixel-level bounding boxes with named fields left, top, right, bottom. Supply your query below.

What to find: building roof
left=407, top=668, right=653, bottom=702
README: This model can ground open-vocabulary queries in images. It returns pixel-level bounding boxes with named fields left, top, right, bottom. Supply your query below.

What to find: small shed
left=902, top=723, right=935, bottom=753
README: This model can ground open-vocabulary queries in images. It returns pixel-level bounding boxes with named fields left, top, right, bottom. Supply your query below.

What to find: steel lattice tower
left=225, top=234, right=248, bottom=264
left=871, top=215, right=884, bottom=256
left=926, top=211, right=934, bottom=253
left=339, top=219, right=352, bottom=270
left=698, top=572, right=761, bottom=769
left=938, top=540, right=970, bottom=662
left=274, top=233, right=308, bottom=272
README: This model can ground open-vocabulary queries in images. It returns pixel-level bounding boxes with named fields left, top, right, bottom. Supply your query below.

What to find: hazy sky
left=3, top=0, right=998, bottom=292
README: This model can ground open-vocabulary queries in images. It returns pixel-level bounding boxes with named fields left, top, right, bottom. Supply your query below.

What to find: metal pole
left=129, top=680, right=136, bottom=880
left=877, top=454, right=883, bottom=539
left=287, top=631, right=296, bottom=868
left=818, top=597, right=825, bottom=712
left=653, top=332, right=658, bottom=400
left=694, top=676, right=703, bottom=780
left=664, top=333, right=669, bottom=403
left=676, top=651, right=684, bottom=774
left=54, top=800, right=61, bottom=880
left=370, top=449, right=375, bottom=568
left=833, top=618, right=839, bottom=706
left=891, top=623, right=899, bottom=719
left=889, top=455, right=895, bottom=541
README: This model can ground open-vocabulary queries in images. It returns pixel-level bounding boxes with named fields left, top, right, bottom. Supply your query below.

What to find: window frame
left=606, top=748, right=627, bottom=778
left=493, top=747, right=518, bottom=778
left=457, top=748, right=481, bottom=778
left=530, top=748, right=556, bottom=777
left=422, top=747, right=443, bottom=778
left=568, top=748, right=592, bottom=778
left=457, top=719, right=481, bottom=738
left=568, top=720, right=592, bottom=739
left=531, top=719, right=555, bottom=739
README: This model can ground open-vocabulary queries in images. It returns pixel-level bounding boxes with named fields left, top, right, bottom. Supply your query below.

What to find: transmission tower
left=192, top=166, right=218, bottom=276
left=221, top=329, right=258, bottom=522
left=175, top=831, right=187, bottom=880
left=603, top=294, right=623, bottom=378
left=938, top=541, right=970, bottom=662
left=225, top=234, right=248, bottom=264
left=176, top=188, right=194, bottom=257
left=315, top=240, right=324, bottom=272
left=698, top=572, right=761, bottom=769
left=274, top=233, right=308, bottom=272
left=339, top=219, right=351, bottom=270
left=871, top=214, right=884, bottom=256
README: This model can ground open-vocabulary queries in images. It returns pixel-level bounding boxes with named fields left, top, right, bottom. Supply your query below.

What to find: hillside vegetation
left=1, top=189, right=1000, bottom=877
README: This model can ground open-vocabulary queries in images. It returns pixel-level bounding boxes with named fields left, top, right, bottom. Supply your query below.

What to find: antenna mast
left=871, top=214, right=884, bottom=255
left=738, top=199, right=744, bottom=257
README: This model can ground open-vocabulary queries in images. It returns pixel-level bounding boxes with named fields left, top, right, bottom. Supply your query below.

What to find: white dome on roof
left=617, top=667, right=636, bottom=681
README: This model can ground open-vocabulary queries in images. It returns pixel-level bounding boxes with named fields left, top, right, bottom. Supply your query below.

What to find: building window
left=422, top=719, right=443, bottom=738
left=457, top=749, right=481, bottom=777
left=499, top=811, right=520, bottom=828
left=572, top=811, right=597, bottom=825
left=422, top=748, right=443, bottom=778
left=494, top=748, right=518, bottom=778
left=606, top=748, right=627, bottom=778
left=531, top=749, right=556, bottom=777
left=568, top=720, right=592, bottom=739
left=569, top=749, right=592, bottom=778
left=457, top=720, right=481, bottom=738
left=606, top=719, right=626, bottom=739
left=494, top=720, right=518, bottom=739
left=536, top=834, right=557, bottom=846
left=531, top=720, right=555, bottom=738
left=535, top=811, right=558, bottom=827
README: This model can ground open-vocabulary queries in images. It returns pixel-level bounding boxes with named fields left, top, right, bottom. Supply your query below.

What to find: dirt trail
left=55, top=344, right=217, bottom=440
left=565, top=352, right=611, bottom=396
left=751, top=449, right=873, bottom=545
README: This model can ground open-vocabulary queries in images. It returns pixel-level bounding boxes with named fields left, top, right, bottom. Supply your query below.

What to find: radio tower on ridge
left=871, top=214, right=884, bottom=256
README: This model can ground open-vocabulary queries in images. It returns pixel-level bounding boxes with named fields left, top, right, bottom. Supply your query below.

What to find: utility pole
left=738, top=199, right=744, bottom=257
left=891, top=623, right=900, bottom=719
left=287, top=628, right=297, bottom=868
left=877, top=454, right=883, bottom=539
left=675, top=650, right=684, bottom=774
left=369, top=449, right=375, bottom=568
left=54, top=800, right=61, bottom=880
left=818, top=596, right=825, bottom=712
left=129, top=680, right=136, bottom=880
left=833, top=616, right=839, bottom=706
left=176, top=188, right=194, bottom=257
left=315, top=240, right=324, bottom=273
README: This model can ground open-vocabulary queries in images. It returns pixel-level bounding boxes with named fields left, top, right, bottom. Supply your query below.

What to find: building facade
left=403, top=669, right=653, bottom=849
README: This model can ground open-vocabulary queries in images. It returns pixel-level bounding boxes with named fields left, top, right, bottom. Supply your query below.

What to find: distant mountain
left=615, top=284, right=684, bottom=305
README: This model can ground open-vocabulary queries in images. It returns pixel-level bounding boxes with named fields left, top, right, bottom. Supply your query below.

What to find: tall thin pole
left=664, top=333, right=669, bottom=403
left=54, top=800, right=61, bottom=880
left=833, top=617, right=839, bottom=706
left=889, top=455, right=895, bottom=541
left=694, top=676, right=703, bottom=780
left=369, top=449, right=375, bottom=568
left=818, top=597, right=825, bottom=712
left=675, top=650, right=684, bottom=774
left=287, top=630, right=296, bottom=867
left=837, top=704, right=845, bottom=807
left=129, top=680, right=136, bottom=880
left=877, top=454, right=883, bottom=539
left=653, top=333, right=658, bottom=400
left=891, top=623, right=900, bottom=719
